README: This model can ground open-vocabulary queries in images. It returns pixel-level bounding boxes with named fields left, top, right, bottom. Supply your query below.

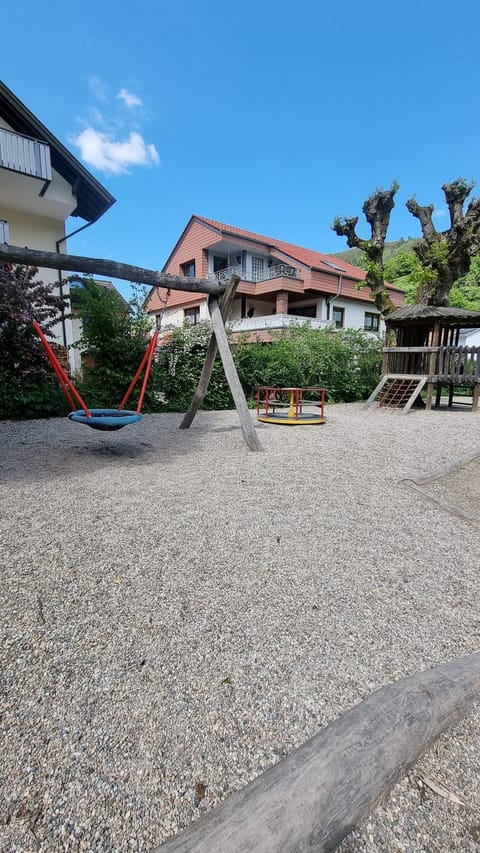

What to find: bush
left=73, top=280, right=161, bottom=411
left=155, top=322, right=233, bottom=411
left=155, top=321, right=383, bottom=411
left=234, top=325, right=383, bottom=403
left=0, top=263, right=69, bottom=419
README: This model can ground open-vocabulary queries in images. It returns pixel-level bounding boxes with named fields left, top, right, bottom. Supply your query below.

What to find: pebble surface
left=0, top=403, right=479, bottom=852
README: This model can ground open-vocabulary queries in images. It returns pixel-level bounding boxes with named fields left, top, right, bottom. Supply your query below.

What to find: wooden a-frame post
left=180, top=274, right=262, bottom=451
left=0, top=243, right=262, bottom=451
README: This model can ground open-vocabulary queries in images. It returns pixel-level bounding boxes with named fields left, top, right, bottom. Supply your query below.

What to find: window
left=332, top=307, right=344, bottom=328
left=155, top=314, right=163, bottom=331
left=252, top=256, right=265, bottom=281
left=184, top=306, right=200, bottom=325
left=213, top=256, right=228, bottom=273
left=181, top=259, right=195, bottom=277
left=0, top=220, right=9, bottom=243
left=364, top=312, right=380, bottom=332
left=290, top=305, right=316, bottom=318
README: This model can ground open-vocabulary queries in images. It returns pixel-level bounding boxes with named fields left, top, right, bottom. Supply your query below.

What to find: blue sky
left=4, top=0, right=480, bottom=299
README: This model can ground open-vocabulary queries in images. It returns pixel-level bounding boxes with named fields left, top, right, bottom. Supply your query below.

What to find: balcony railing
left=214, top=263, right=300, bottom=284
left=0, top=128, right=52, bottom=181
left=231, top=314, right=329, bottom=333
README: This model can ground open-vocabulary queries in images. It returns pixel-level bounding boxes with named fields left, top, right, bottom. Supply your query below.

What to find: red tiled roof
left=193, top=215, right=404, bottom=294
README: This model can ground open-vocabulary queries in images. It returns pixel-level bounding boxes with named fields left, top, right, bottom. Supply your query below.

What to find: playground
left=1, top=403, right=479, bottom=851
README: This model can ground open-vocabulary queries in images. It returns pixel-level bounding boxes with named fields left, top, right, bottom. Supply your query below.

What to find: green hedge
left=155, top=322, right=383, bottom=410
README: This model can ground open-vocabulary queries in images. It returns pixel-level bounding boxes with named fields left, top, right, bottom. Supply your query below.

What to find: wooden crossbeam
left=0, top=243, right=224, bottom=295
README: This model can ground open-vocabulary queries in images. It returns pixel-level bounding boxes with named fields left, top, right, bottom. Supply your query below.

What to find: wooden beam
left=208, top=295, right=263, bottom=452
left=0, top=243, right=224, bottom=295
left=155, top=651, right=480, bottom=853
left=180, top=276, right=240, bottom=430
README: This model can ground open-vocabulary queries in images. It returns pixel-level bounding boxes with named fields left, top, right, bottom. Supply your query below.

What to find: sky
left=3, top=0, right=480, bottom=299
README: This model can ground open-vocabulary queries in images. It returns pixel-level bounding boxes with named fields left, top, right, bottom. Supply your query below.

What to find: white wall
left=327, top=298, right=383, bottom=335
left=160, top=300, right=209, bottom=328
left=458, top=328, right=480, bottom=347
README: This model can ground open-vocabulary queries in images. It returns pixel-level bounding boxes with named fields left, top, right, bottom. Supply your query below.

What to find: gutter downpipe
left=326, top=272, right=343, bottom=323
left=56, top=219, right=96, bottom=348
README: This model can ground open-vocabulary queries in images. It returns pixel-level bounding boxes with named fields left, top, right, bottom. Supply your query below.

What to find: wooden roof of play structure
left=386, top=304, right=480, bottom=328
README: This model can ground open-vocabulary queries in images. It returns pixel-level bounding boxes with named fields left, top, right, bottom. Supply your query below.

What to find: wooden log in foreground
left=0, top=243, right=224, bottom=295
left=155, top=652, right=480, bottom=852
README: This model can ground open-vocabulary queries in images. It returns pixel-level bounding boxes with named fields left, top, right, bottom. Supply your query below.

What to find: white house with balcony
left=0, top=80, right=115, bottom=371
left=146, top=215, right=405, bottom=340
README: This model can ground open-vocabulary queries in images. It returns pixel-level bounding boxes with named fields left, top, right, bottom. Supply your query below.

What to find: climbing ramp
left=363, top=375, right=428, bottom=413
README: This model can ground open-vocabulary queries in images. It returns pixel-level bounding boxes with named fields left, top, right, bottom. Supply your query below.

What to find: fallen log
left=155, top=652, right=480, bottom=852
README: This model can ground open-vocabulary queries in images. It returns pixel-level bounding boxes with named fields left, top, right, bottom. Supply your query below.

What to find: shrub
left=155, top=321, right=383, bottom=411
left=73, top=280, right=161, bottom=411
left=0, top=263, right=69, bottom=419
left=155, top=321, right=233, bottom=411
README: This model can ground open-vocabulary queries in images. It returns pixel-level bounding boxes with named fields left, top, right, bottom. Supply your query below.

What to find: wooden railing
left=383, top=346, right=480, bottom=384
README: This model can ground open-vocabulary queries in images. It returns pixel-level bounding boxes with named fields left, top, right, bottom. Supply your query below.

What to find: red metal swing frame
left=33, top=320, right=159, bottom=419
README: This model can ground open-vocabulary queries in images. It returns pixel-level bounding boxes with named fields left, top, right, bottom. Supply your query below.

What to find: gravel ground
left=1, top=402, right=479, bottom=852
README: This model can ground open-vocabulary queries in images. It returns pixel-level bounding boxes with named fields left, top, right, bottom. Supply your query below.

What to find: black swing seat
left=68, top=408, right=142, bottom=432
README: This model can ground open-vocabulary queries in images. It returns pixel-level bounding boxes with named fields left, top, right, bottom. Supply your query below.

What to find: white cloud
left=117, top=88, right=143, bottom=108
left=70, top=127, right=160, bottom=175
left=88, top=76, right=109, bottom=101
left=433, top=207, right=447, bottom=218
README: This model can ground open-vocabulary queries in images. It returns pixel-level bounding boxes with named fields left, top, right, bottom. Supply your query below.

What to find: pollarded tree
left=332, top=182, right=399, bottom=315
left=406, top=178, right=480, bottom=306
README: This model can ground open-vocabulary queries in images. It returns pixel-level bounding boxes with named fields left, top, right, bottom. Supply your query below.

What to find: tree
left=406, top=179, right=480, bottom=306
left=332, top=182, right=399, bottom=315
left=0, top=263, right=68, bottom=418
left=72, top=278, right=159, bottom=409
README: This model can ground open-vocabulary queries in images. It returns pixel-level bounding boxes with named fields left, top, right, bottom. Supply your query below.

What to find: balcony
left=0, top=127, right=51, bottom=181
left=214, top=263, right=300, bottom=284
left=230, top=314, right=329, bottom=333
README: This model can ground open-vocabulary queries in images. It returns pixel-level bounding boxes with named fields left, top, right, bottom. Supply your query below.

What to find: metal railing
left=0, top=128, right=51, bottom=181
left=214, top=263, right=300, bottom=284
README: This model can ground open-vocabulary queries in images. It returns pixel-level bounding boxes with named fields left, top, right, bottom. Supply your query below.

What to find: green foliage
left=383, top=250, right=424, bottom=304
left=0, top=263, right=69, bottom=419
left=449, top=256, right=480, bottom=310
left=235, top=325, right=383, bottom=403
left=155, top=321, right=233, bottom=411
left=333, top=237, right=420, bottom=270
left=73, top=279, right=160, bottom=410
left=155, top=322, right=383, bottom=411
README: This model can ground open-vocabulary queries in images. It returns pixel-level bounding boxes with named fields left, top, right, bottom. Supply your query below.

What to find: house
left=0, top=80, right=115, bottom=371
left=146, top=215, right=405, bottom=339
left=458, top=327, right=480, bottom=348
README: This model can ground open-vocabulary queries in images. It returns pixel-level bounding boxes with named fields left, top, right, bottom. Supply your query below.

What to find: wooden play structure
left=256, top=386, right=326, bottom=425
left=365, top=304, right=480, bottom=413
left=0, top=243, right=262, bottom=450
